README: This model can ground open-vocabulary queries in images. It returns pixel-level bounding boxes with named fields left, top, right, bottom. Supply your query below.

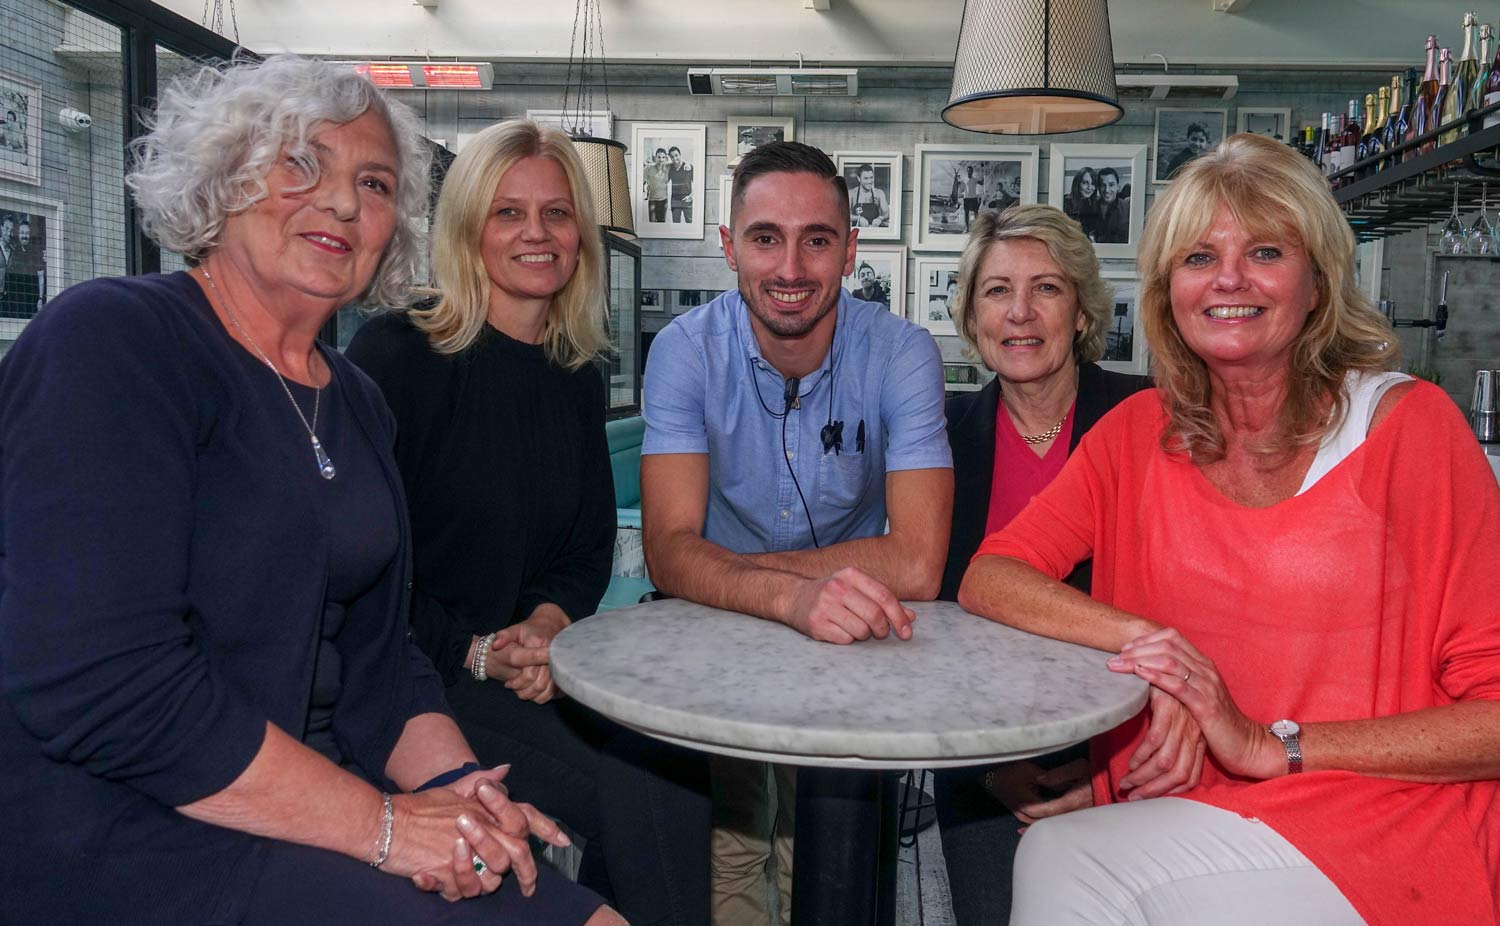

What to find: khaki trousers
left=709, top=755, right=796, bottom=926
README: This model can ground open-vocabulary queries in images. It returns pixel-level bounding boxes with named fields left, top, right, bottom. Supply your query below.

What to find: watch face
left=1271, top=719, right=1300, bottom=737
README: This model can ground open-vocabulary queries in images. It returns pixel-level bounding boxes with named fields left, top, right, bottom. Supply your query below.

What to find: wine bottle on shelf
left=1472, top=23, right=1492, bottom=120
left=1449, top=14, right=1480, bottom=143
left=1341, top=98, right=1362, bottom=175
left=1434, top=47, right=1456, bottom=151
left=1301, top=125, right=1315, bottom=159
left=1368, top=86, right=1390, bottom=172
left=1486, top=21, right=1500, bottom=129
left=1396, top=68, right=1418, bottom=160
left=1382, top=74, right=1403, bottom=162
left=1313, top=112, right=1330, bottom=173
left=1412, top=35, right=1441, bottom=154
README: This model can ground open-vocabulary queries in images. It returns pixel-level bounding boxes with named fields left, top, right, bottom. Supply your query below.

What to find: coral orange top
left=975, top=383, right=1500, bottom=925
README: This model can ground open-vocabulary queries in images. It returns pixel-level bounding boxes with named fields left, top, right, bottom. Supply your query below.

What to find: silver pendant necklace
left=199, top=264, right=336, bottom=480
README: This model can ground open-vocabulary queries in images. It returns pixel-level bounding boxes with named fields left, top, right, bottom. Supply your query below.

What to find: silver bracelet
left=471, top=632, right=498, bottom=682
left=370, top=792, right=394, bottom=868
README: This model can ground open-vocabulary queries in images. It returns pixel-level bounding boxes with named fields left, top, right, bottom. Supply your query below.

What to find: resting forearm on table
left=959, top=555, right=1158, bottom=652
left=644, top=527, right=814, bottom=625
left=748, top=534, right=939, bottom=600
left=178, top=721, right=385, bottom=861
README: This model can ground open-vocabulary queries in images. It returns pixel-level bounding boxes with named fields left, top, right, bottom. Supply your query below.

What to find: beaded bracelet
left=370, top=792, right=394, bottom=868
left=471, top=632, right=498, bottom=682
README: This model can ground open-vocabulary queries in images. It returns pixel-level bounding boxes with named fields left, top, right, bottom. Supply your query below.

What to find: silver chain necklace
left=199, top=264, right=336, bottom=480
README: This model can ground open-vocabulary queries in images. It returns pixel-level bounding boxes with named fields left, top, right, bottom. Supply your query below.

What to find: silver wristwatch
left=1269, top=719, right=1303, bottom=775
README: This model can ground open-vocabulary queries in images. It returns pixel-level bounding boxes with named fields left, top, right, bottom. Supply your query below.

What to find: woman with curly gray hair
left=0, top=55, right=621, bottom=925
left=933, top=204, right=1150, bottom=925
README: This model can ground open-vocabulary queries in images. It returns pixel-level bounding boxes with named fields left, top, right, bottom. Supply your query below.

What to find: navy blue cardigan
left=0, top=273, right=450, bottom=922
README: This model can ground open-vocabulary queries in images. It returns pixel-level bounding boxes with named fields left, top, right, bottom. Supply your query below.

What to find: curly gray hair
left=126, top=55, right=431, bottom=308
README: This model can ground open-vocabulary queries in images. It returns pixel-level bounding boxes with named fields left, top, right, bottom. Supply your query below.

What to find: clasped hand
left=784, top=566, right=914, bottom=644
left=1107, top=627, right=1283, bottom=787
left=387, top=766, right=571, bottom=902
left=478, top=605, right=571, bottom=703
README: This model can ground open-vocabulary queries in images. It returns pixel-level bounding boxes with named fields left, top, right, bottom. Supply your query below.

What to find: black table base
left=790, top=768, right=901, bottom=926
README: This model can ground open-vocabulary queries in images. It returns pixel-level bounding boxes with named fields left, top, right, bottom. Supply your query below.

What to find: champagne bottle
left=1382, top=74, right=1403, bottom=162
left=1322, top=112, right=1340, bottom=180
left=1396, top=68, right=1418, bottom=160
left=1486, top=20, right=1500, bottom=129
left=1313, top=112, right=1330, bottom=173
left=1449, top=14, right=1480, bottom=143
left=1472, top=23, right=1493, bottom=118
left=1368, top=86, right=1390, bottom=172
left=1412, top=35, right=1441, bottom=153
left=1438, top=47, right=1461, bottom=146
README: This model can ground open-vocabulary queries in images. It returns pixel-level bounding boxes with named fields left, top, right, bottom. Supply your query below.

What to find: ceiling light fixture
left=943, top=0, right=1124, bottom=136
left=560, top=0, right=634, bottom=238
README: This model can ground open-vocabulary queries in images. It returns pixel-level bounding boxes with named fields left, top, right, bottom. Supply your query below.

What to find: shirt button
left=780, top=509, right=790, bottom=519
left=785, top=451, right=795, bottom=460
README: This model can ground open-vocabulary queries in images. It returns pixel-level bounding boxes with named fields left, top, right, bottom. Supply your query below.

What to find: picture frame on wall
left=1236, top=107, right=1294, bottom=143
left=632, top=123, right=706, bottom=240
left=1099, top=270, right=1148, bottom=376
left=1153, top=108, right=1227, bottom=183
left=915, top=144, right=1039, bottom=251
left=726, top=115, right=794, bottom=168
left=0, top=71, right=43, bottom=186
left=1047, top=144, right=1147, bottom=259
left=913, top=256, right=961, bottom=337
left=943, top=361, right=984, bottom=393
left=834, top=151, right=902, bottom=241
left=716, top=173, right=733, bottom=249
left=0, top=190, right=63, bottom=320
left=842, top=244, right=906, bottom=316
left=525, top=109, right=614, bottom=139
left=640, top=289, right=665, bottom=313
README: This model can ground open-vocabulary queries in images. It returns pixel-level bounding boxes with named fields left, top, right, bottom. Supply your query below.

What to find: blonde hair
left=951, top=204, right=1113, bottom=366
left=411, top=120, right=608, bottom=368
left=1138, top=132, right=1398, bottom=463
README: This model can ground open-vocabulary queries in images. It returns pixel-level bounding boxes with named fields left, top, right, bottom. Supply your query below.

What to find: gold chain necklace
left=1018, top=417, right=1066, bottom=445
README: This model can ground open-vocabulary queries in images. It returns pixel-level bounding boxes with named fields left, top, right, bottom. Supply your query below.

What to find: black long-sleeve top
left=348, top=312, right=615, bottom=685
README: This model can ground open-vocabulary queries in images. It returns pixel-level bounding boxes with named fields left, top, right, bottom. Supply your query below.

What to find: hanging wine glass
left=1440, top=184, right=1467, bottom=255
left=1468, top=183, right=1495, bottom=255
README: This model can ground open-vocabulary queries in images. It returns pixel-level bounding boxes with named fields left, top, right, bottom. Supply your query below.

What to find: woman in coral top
left=961, top=132, right=1500, bottom=925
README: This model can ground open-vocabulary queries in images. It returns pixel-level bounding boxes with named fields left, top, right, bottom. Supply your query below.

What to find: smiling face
left=1077, top=171, right=1095, bottom=198
left=972, top=237, right=1085, bottom=388
left=1187, top=128, right=1210, bottom=155
left=1100, top=171, right=1119, bottom=203
left=723, top=169, right=855, bottom=344
left=669, top=147, right=682, bottom=167
left=215, top=110, right=399, bottom=310
left=1168, top=205, right=1316, bottom=378
left=480, top=155, right=581, bottom=316
left=857, top=264, right=875, bottom=285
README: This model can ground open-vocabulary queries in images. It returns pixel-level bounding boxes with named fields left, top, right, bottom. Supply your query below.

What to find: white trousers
left=1010, top=798, right=1364, bottom=925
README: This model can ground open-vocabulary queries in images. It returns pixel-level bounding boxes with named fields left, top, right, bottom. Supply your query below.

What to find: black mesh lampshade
left=943, top=0, right=1123, bottom=136
left=570, top=135, right=635, bottom=239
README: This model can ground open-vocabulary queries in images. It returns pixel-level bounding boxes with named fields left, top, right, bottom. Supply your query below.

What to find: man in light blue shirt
left=640, top=141, right=952, bottom=926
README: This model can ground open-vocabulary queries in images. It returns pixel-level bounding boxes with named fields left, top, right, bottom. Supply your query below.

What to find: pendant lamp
left=943, top=0, right=1123, bottom=136
left=560, top=0, right=634, bottom=238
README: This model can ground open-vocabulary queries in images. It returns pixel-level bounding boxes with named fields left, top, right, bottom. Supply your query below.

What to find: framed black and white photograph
left=631, top=123, right=706, bottom=240
left=0, top=72, right=42, bottom=186
left=834, top=151, right=902, bottom=241
left=1236, top=107, right=1294, bottom=143
left=525, top=109, right=614, bottom=139
left=640, top=289, right=665, bottom=314
left=842, top=244, right=906, bottom=316
left=726, top=115, right=794, bottom=168
left=1153, top=108, right=1227, bottom=183
left=943, top=361, right=985, bottom=393
left=675, top=289, right=706, bottom=314
left=716, top=173, right=733, bottom=249
left=1047, top=143, right=1147, bottom=259
left=915, top=144, right=1038, bottom=251
left=913, top=256, right=961, bottom=337
left=0, top=191, right=62, bottom=321
left=1099, top=270, right=1148, bottom=375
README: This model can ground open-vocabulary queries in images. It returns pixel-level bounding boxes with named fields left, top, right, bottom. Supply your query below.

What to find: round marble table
left=552, top=597, right=1147, bottom=770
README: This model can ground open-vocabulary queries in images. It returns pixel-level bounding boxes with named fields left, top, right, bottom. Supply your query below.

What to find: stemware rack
left=1332, top=101, right=1500, bottom=243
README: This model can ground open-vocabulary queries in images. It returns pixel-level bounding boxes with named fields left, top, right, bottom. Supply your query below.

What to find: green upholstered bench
left=602, top=416, right=652, bottom=611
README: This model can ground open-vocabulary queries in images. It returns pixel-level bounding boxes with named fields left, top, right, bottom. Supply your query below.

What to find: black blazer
left=939, top=362, right=1150, bottom=602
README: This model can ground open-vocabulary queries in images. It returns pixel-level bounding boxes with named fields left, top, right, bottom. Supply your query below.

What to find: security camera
left=58, top=108, right=92, bottom=133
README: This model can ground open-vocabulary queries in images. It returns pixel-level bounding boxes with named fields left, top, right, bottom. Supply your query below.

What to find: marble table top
left=552, top=598, right=1148, bottom=769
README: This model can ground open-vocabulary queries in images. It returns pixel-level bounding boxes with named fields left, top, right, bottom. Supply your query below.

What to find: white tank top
left=1297, top=370, right=1413, bottom=495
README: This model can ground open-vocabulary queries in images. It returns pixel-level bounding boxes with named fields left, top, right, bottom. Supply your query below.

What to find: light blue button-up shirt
left=642, top=289, right=951, bottom=554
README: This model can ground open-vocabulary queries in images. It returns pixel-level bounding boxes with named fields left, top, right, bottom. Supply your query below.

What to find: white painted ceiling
left=155, top=0, right=1493, bottom=70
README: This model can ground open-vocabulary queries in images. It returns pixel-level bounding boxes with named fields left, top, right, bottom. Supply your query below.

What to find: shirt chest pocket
left=817, top=452, right=872, bottom=510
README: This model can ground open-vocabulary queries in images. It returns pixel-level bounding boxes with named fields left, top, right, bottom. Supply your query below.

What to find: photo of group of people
left=631, top=123, right=706, bottom=240
left=1047, top=144, right=1148, bottom=258
left=727, top=116, right=794, bottom=168
left=0, top=208, right=48, bottom=318
left=0, top=73, right=41, bottom=186
left=915, top=145, right=1038, bottom=251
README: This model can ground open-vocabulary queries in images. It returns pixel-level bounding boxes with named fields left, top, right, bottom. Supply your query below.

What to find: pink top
left=985, top=401, right=1075, bottom=535
left=975, top=384, right=1500, bottom=925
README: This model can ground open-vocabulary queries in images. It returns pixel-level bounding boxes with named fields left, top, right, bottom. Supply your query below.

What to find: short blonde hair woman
left=962, top=133, right=1500, bottom=926
left=348, top=119, right=711, bottom=925
left=412, top=120, right=609, bottom=369
left=933, top=203, right=1150, bottom=922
